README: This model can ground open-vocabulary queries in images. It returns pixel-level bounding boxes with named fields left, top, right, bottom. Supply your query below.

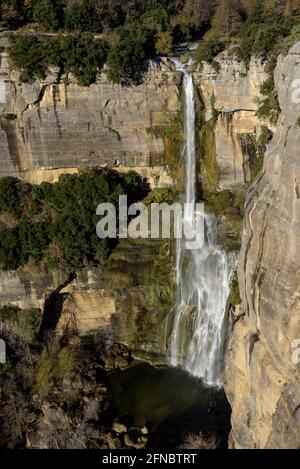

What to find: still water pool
left=108, top=362, right=231, bottom=449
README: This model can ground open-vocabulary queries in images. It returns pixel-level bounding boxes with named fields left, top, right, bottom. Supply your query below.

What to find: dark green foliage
left=107, top=23, right=153, bottom=84
left=8, top=34, right=45, bottom=82
left=0, top=169, right=147, bottom=271
left=9, top=33, right=107, bottom=86
left=210, top=94, right=220, bottom=123
left=259, top=77, right=275, bottom=96
left=33, top=0, right=60, bottom=31
left=5, top=1, right=300, bottom=86
left=195, top=37, right=225, bottom=64
left=257, top=93, right=280, bottom=125
left=0, top=222, right=50, bottom=270
left=65, top=0, right=101, bottom=33
left=229, top=271, right=241, bottom=306
left=0, top=306, right=41, bottom=342
left=0, top=176, right=30, bottom=219
left=234, top=0, right=296, bottom=65
left=257, top=77, right=280, bottom=125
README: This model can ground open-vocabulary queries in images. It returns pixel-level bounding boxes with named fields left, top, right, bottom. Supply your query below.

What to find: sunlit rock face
left=225, top=42, right=300, bottom=449
left=0, top=38, right=181, bottom=181
left=194, top=53, right=267, bottom=191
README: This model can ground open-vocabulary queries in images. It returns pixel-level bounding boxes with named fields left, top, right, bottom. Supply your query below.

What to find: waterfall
left=169, top=59, right=235, bottom=387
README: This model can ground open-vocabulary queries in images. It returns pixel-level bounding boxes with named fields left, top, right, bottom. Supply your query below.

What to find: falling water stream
left=169, top=59, right=235, bottom=387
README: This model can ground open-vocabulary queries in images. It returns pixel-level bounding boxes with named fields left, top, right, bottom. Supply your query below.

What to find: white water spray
left=169, top=59, right=235, bottom=387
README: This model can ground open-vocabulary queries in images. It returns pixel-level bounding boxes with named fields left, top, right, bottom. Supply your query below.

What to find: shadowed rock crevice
left=38, top=272, right=76, bottom=340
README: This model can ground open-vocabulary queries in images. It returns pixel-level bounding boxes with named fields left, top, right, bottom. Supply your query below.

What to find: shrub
left=260, top=77, right=275, bottom=96
left=107, top=24, right=151, bottom=84
left=8, top=33, right=107, bottom=86
left=228, top=271, right=241, bottom=306
left=57, top=348, right=75, bottom=380
left=0, top=169, right=147, bottom=271
left=9, top=34, right=45, bottom=82
left=251, top=125, right=273, bottom=180
left=257, top=93, right=280, bottom=125
left=0, top=221, right=50, bottom=270
left=35, top=350, right=54, bottom=398
left=0, top=176, right=30, bottom=219
left=0, top=306, right=41, bottom=342
left=235, top=0, right=295, bottom=65
left=195, top=37, right=225, bottom=64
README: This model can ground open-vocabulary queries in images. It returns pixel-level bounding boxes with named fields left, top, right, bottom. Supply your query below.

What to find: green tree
left=107, top=24, right=151, bottom=84
left=33, top=0, right=60, bottom=31
left=0, top=176, right=31, bottom=218
left=195, top=36, right=225, bottom=64
left=65, top=0, right=101, bottom=32
left=212, top=0, right=246, bottom=41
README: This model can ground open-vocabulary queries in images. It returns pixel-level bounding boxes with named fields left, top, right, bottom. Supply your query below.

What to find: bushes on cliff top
left=257, top=78, right=281, bottom=125
left=233, top=0, right=296, bottom=65
left=0, top=169, right=147, bottom=271
left=32, top=0, right=61, bottom=31
left=195, top=37, right=225, bottom=64
left=9, top=33, right=107, bottom=85
left=107, top=23, right=154, bottom=84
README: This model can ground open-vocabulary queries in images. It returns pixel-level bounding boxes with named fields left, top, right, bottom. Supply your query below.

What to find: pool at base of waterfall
left=106, top=362, right=231, bottom=449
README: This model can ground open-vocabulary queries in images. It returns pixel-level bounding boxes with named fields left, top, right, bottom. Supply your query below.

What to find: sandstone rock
left=107, top=434, right=122, bottom=449
left=0, top=41, right=181, bottom=180
left=112, top=422, right=127, bottom=434
left=194, top=51, right=267, bottom=191
left=141, top=425, right=149, bottom=435
left=225, top=41, right=300, bottom=449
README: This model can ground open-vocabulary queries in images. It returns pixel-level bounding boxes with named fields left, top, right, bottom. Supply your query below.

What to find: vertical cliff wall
left=0, top=34, right=181, bottom=183
left=194, top=53, right=267, bottom=192
left=0, top=44, right=269, bottom=367
left=225, top=42, right=300, bottom=449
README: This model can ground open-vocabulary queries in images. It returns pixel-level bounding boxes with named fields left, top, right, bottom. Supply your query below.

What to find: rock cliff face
left=0, top=34, right=180, bottom=183
left=1, top=35, right=266, bottom=190
left=194, top=53, right=267, bottom=191
left=225, top=42, right=300, bottom=448
left=0, top=235, right=173, bottom=362
left=4, top=35, right=300, bottom=449
left=0, top=42, right=269, bottom=365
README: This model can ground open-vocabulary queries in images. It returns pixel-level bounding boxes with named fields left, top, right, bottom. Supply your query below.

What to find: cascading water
left=169, top=59, right=235, bottom=387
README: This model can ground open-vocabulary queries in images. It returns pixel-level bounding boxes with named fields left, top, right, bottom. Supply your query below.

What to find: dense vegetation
left=3, top=1, right=300, bottom=86
left=0, top=169, right=147, bottom=271
left=0, top=302, right=115, bottom=448
left=9, top=32, right=107, bottom=85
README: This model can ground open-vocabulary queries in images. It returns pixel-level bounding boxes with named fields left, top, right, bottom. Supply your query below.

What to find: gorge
left=1, top=27, right=300, bottom=449
left=168, top=59, right=235, bottom=387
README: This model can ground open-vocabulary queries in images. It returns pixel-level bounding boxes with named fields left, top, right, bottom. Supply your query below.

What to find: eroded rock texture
left=0, top=36, right=181, bottom=182
left=195, top=53, right=267, bottom=191
left=225, top=43, right=300, bottom=449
